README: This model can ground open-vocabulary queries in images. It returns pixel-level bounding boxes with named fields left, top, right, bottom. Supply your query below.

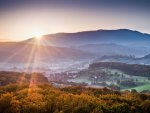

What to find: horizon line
left=0, top=28, right=149, bottom=43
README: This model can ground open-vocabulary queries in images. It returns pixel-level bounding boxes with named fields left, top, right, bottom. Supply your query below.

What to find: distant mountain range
left=1, top=29, right=150, bottom=63
left=0, top=42, right=92, bottom=62
left=25, top=29, right=150, bottom=47
left=77, top=43, right=150, bottom=56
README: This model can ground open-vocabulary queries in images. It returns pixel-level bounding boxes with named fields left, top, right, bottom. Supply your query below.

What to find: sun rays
left=23, top=37, right=56, bottom=95
left=1, top=35, right=67, bottom=95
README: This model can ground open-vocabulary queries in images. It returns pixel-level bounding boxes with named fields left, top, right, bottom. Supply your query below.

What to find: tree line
left=90, top=62, right=150, bottom=77
left=0, top=71, right=150, bottom=113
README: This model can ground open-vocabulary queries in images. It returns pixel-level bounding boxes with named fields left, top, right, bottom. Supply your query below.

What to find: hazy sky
left=0, top=0, right=150, bottom=41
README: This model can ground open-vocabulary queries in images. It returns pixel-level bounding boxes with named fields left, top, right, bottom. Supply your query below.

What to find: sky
left=0, top=0, right=150, bottom=41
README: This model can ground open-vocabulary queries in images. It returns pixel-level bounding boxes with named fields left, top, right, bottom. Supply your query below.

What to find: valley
left=1, top=1, right=150, bottom=112
left=0, top=29, right=150, bottom=92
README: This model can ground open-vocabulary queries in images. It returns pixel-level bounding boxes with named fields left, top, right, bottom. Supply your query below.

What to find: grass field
left=123, top=84, right=150, bottom=92
left=68, top=68, right=150, bottom=92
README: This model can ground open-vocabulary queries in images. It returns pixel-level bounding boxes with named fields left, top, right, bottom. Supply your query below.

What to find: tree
left=140, top=100, right=150, bottom=113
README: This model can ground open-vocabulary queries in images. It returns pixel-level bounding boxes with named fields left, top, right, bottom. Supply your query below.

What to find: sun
left=32, top=31, right=43, bottom=39
left=35, top=35, right=42, bottom=39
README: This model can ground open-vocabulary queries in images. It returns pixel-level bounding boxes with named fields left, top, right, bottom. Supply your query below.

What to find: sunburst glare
left=32, top=31, right=43, bottom=40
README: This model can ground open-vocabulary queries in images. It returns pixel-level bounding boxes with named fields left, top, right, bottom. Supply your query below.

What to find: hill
left=1, top=29, right=150, bottom=68
left=0, top=71, right=48, bottom=86
left=78, top=43, right=150, bottom=55
left=0, top=83, right=150, bottom=113
left=140, top=54, right=150, bottom=59
left=25, top=29, right=150, bottom=47
left=90, top=62, right=150, bottom=77
left=0, top=42, right=92, bottom=62
left=23, top=29, right=150, bottom=57
left=68, top=62, right=150, bottom=91
left=97, top=54, right=150, bottom=64
left=1, top=29, right=150, bottom=63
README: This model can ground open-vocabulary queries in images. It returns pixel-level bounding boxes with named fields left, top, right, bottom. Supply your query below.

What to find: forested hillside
left=90, top=62, right=150, bottom=77
left=0, top=71, right=150, bottom=113
left=0, top=71, right=48, bottom=86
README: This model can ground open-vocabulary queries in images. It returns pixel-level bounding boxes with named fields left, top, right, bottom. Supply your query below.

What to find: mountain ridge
left=24, top=29, right=150, bottom=47
left=1, top=29, right=150, bottom=63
